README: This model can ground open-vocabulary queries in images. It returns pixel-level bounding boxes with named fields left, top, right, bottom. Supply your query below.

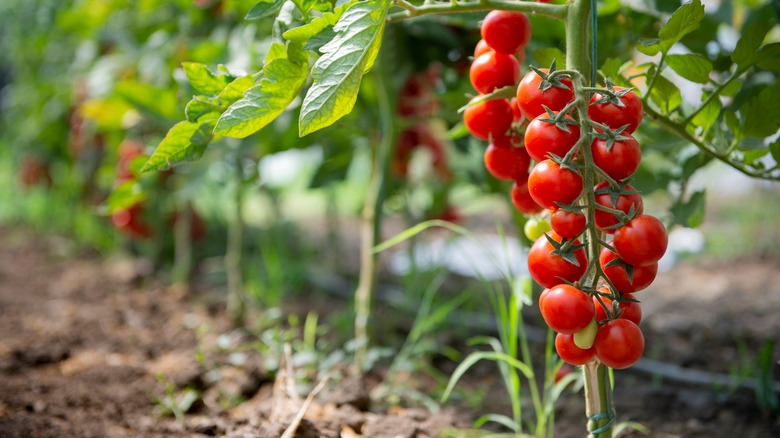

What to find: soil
left=1, top=226, right=779, bottom=437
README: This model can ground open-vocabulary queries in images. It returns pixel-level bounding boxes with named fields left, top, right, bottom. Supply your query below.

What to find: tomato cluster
left=463, top=18, right=669, bottom=370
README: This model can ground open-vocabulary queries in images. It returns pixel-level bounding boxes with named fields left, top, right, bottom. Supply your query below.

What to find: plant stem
left=354, top=58, right=395, bottom=374
left=226, top=151, right=245, bottom=326
left=387, top=0, right=568, bottom=22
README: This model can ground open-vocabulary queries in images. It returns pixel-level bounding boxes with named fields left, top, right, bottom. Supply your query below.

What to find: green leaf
left=598, top=58, right=633, bottom=86
left=757, top=43, right=780, bottom=72
left=532, top=48, right=566, bottom=71
left=691, top=94, right=721, bottom=132
left=185, top=96, right=221, bottom=122
left=292, top=0, right=331, bottom=17
left=214, top=42, right=309, bottom=138
left=769, top=139, right=780, bottom=163
left=741, top=83, right=780, bottom=138
left=217, top=74, right=256, bottom=101
left=115, top=81, right=179, bottom=121
left=724, top=111, right=742, bottom=141
left=731, top=19, right=774, bottom=69
left=298, top=0, right=390, bottom=136
left=245, top=0, right=285, bottom=20
left=666, top=53, right=712, bottom=84
left=637, top=0, right=705, bottom=55
left=106, top=180, right=146, bottom=213
left=283, top=0, right=355, bottom=43
left=671, top=189, right=706, bottom=228
left=182, top=62, right=232, bottom=95
left=719, top=79, right=742, bottom=97
left=743, top=148, right=769, bottom=165
left=142, top=117, right=218, bottom=172
left=649, top=75, right=682, bottom=114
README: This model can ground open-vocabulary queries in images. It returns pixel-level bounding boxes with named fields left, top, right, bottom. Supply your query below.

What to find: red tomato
left=463, top=97, right=514, bottom=141
left=556, top=333, right=596, bottom=366
left=510, top=181, right=544, bottom=215
left=591, top=134, right=641, bottom=182
left=510, top=97, right=522, bottom=122
left=112, top=203, right=153, bottom=239
left=593, top=287, right=642, bottom=326
left=551, top=209, right=586, bottom=239
left=473, top=39, right=491, bottom=58
left=594, top=319, right=645, bottom=369
left=539, top=284, right=594, bottom=334
left=524, top=112, right=581, bottom=163
left=19, top=156, right=52, bottom=188
left=613, top=215, right=668, bottom=267
left=470, top=51, right=521, bottom=94
left=588, top=87, right=644, bottom=134
left=599, top=248, right=657, bottom=294
left=481, top=11, right=531, bottom=55
left=527, top=231, right=588, bottom=288
left=593, top=181, right=643, bottom=233
left=516, top=69, right=575, bottom=121
left=528, top=159, right=583, bottom=210
left=484, top=134, right=530, bottom=181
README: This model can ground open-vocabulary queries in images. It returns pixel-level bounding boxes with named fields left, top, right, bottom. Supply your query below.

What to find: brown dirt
left=0, top=227, right=779, bottom=437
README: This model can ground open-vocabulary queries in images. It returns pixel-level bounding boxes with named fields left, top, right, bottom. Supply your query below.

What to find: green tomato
left=574, top=318, right=598, bottom=350
left=524, top=217, right=551, bottom=241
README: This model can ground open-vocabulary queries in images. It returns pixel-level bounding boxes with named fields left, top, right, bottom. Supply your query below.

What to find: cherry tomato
left=516, top=69, right=575, bottom=121
left=593, top=181, right=643, bottom=233
left=510, top=181, right=544, bottom=215
left=510, top=97, right=522, bottom=122
left=484, top=134, right=530, bottom=181
left=473, top=39, right=491, bottom=58
left=463, top=97, right=514, bottom=141
left=470, top=51, right=521, bottom=94
left=591, top=134, right=641, bottom=182
left=524, top=112, right=581, bottom=163
left=539, top=284, right=594, bottom=334
left=527, top=231, right=588, bottom=288
left=481, top=11, right=532, bottom=55
left=555, top=364, right=575, bottom=383
left=594, top=319, right=645, bottom=369
left=551, top=209, right=586, bottom=239
left=613, top=215, right=668, bottom=267
left=524, top=217, right=551, bottom=241
left=588, top=87, right=644, bottom=134
left=599, top=248, right=657, bottom=294
left=528, top=159, right=583, bottom=210
left=593, top=287, right=642, bottom=326
left=112, top=203, right=152, bottom=239
left=556, top=333, right=596, bottom=366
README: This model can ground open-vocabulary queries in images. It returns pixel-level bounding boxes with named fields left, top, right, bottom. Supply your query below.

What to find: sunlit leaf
left=637, top=0, right=704, bottom=55
left=731, top=19, right=774, bottom=70
left=298, top=0, right=390, bottom=136
left=283, top=0, right=355, bottom=43
left=245, top=0, right=285, bottom=20
left=181, top=62, right=232, bottom=95
left=142, top=117, right=218, bottom=172
left=666, top=53, right=712, bottom=84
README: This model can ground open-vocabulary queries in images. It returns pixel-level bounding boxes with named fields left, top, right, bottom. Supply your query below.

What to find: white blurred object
left=658, top=227, right=705, bottom=272
left=388, top=234, right=527, bottom=280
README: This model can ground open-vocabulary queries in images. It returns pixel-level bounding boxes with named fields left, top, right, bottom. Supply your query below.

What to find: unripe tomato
left=599, top=248, right=657, bottom=293
left=588, top=87, right=644, bottom=134
left=510, top=181, right=544, bottom=215
left=463, top=97, right=514, bottom=141
left=470, top=51, right=521, bottom=94
left=481, top=11, right=532, bottom=55
left=539, top=284, right=595, bottom=334
left=524, top=217, right=551, bottom=241
left=528, top=160, right=583, bottom=210
left=484, top=134, right=530, bottom=181
left=516, top=69, right=575, bottom=121
left=594, top=319, right=645, bottom=369
left=527, top=231, right=587, bottom=288
left=593, top=181, right=643, bottom=233
left=593, top=287, right=642, bottom=325
left=551, top=209, right=586, bottom=239
left=556, top=333, right=596, bottom=366
left=591, top=134, right=642, bottom=182
left=613, top=215, right=668, bottom=267
left=524, top=113, right=580, bottom=163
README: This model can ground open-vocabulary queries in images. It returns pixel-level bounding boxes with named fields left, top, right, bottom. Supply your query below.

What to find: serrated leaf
left=691, top=94, right=721, bottom=132
left=731, top=19, right=774, bottom=69
left=532, top=48, right=567, bottom=71
left=298, top=0, right=390, bottom=136
left=215, top=42, right=309, bottom=138
left=182, top=62, right=232, bottom=95
left=217, top=75, right=256, bottom=101
left=245, top=0, right=285, bottom=20
left=649, top=75, right=682, bottom=114
left=666, top=53, right=712, bottom=84
left=142, top=117, right=217, bottom=172
left=741, top=83, right=780, bottom=138
left=638, top=0, right=705, bottom=56
left=283, top=0, right=354, bottom=43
